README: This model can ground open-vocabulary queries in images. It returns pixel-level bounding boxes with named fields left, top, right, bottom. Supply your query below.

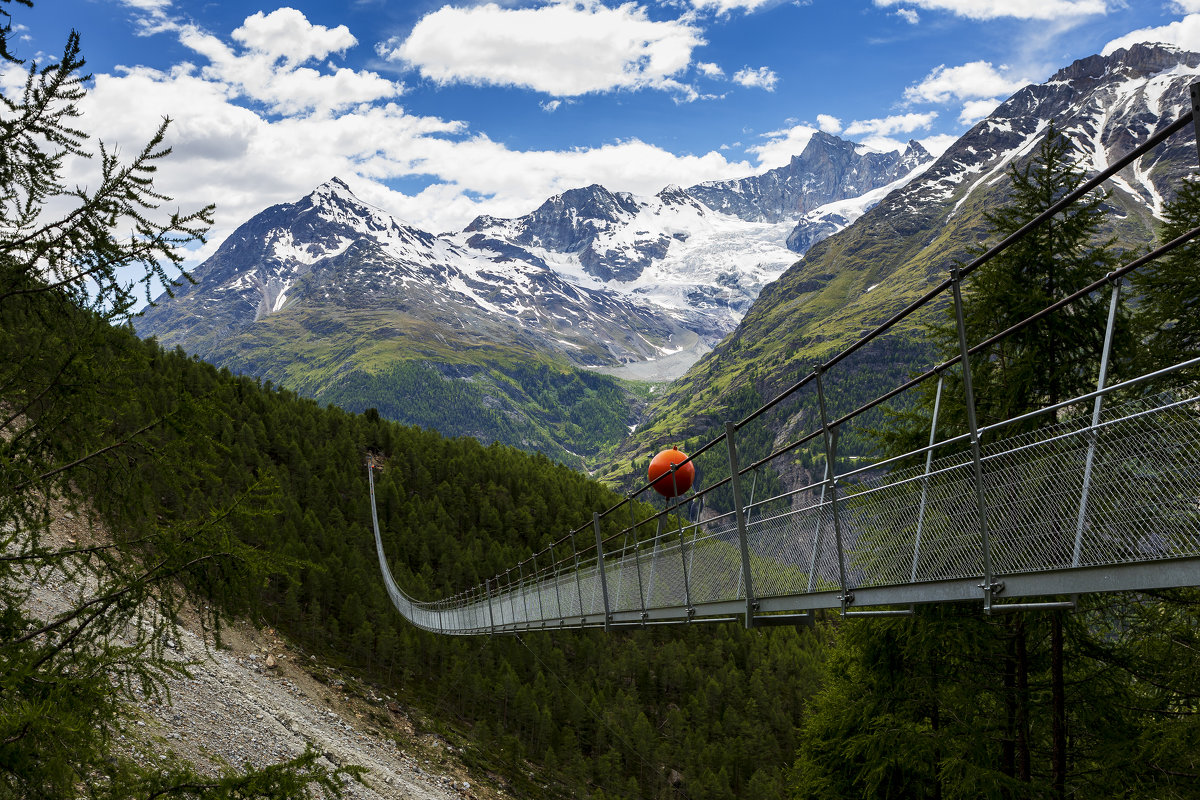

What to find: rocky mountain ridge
left=611, top=42, right=1200, bottom=480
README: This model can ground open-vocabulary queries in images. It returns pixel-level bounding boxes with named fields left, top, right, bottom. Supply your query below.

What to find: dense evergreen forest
left=5, top=290, right=827, bottom=799
left=3, top=4, right=1199, bottom=797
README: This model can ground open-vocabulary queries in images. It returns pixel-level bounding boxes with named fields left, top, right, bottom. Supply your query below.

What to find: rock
left=265, top=654, right=277, bottom=669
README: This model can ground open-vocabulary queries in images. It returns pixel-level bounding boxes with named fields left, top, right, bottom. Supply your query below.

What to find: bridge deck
left=372, top=388, right=1200, bottom=635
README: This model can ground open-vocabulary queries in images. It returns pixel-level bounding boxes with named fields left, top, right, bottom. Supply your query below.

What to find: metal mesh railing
left=371, top=106, right=1200, bottom=635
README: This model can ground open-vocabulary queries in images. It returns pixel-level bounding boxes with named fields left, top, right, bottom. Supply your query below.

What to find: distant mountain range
left=135, top=113, right=935, bottom=461
left=137, top=42, right=1198, bottom=474
left=608, top=42, right=1200, bottom=482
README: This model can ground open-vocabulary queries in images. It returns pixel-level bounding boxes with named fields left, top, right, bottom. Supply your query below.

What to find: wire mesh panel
left=374, top=390, right=1199, bottom=634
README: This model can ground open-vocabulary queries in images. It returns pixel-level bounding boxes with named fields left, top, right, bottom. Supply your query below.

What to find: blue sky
left=7, top=0, right=1200, bottom=254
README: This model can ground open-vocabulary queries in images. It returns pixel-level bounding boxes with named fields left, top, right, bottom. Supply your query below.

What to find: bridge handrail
left=371, top=104, right=1200, bottom=633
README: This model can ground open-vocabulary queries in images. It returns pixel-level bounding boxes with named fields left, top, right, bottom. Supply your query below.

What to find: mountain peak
left=307, top=177, right=362, bottom=207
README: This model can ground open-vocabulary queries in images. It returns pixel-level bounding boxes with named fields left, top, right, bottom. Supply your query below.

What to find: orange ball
left=648, top=448, right=695, bottom=498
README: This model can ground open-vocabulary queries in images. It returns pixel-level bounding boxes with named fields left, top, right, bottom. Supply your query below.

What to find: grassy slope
left=178, top=307, right=651, bottom=469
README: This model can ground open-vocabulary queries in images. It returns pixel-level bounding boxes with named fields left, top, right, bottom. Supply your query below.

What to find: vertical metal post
left=507, top=569, right=518, bottom=629
left=806, top=461, right=829, bottom=593
left=911, top=373, right=945, bottom=582
left=736, top=469, right=757, bottom=599
left=531, top=551, right=545, bottom=624
left=571, top=532, right=585, bottom=622
left=671, top=468, right=694, bottom=616
left=1072, top=278, right=1121, bottom=567
left=629, top=498, right=648, bottom=622
left=518, top=561, right=530, bottom=628
left=552, top=549, right=564, bottom=623
left=726, top=421, right=757, bottom=628
left=486, top=578, right=496, bottom=635
left=815, top=368, right=851, bottom=612
left=593, top=512, right=612, bottom=632
left=951, top=269, right=998, bottom=612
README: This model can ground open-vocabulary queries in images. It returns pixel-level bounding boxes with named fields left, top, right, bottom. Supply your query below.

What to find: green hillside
left=602, top=145, right=1173, bottom=487
left=166, top=307, right=649, bottom=470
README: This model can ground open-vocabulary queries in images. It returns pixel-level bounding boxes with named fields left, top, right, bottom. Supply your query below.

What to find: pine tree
left=0, top=4, right=359, bottom=796
left=877, top=124, right=1121, bottom=460
left=822, top=126, right=1126, bottom=800
left=1129, top=174, right=1200, bottom=385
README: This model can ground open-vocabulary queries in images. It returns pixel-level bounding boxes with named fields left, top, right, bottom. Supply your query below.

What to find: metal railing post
left=912, top=373, right=945, bottom=582
left=815, top=367, right=851, bottom=613
left=629, top=498, right=648, bottom=622
left=532, top=551, right=545, bottom=624
left=671, top=467, right=694, bottom=617
left=726, top=421, right=757, bottom=628
left=951, top=268, right=998, bottom=611
left=806, top=461, right=828, bottom=593
left=552, top=549, right=564, bottom=623
left=485, top=578, right=496, bottom=635
left=571, top=532, right=585, bottom=622
left=507, top=569, right=518, bottom=629
left=593, top=512, right=612, bottom=632
left=518, top=560, right=530, bottom=628
left=1072, top=278, right=1122, bottom=567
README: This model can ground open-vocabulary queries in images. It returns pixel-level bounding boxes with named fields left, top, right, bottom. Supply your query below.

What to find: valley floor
left=592, top=330, right=712, bottom=382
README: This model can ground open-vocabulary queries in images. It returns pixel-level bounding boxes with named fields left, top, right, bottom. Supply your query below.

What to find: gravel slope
left=23, top=506, right=513, bottom=800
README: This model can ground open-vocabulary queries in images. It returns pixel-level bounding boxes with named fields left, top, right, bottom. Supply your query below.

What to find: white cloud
left=816, top=114, right=842, bottom=133
left=379, top=1, right=705, bottom=97
left=689, top=0, right=778, bottom=12
left=732, top=65, right=778, bottom=90
left=65, top=9, right=754, bottom=255
left=895, top=8, right=920, bottom=23
left=1173, top=1, right=1200, bottom=12
left=844, top=111, right=938, bottom=137
left=697, top=61, right=725, bottom=78
left=541, top=99, right=563, bottom=112
left=874, top=0, right=1107, bottom=20
left=230, top=9, right=356, bottom=67
left=748, top=124, right=818, bottom=168
left=958, top=97, right=1001, bottom=124
left=904, top=61, right=1026, bottom=104
left=918, top=133, right=958, bottom=157
left=171, top=18, right=402, bottom=116
left=1102, top=14, right=1200, bottom=54
left=117, top=0, right=172, bottom=11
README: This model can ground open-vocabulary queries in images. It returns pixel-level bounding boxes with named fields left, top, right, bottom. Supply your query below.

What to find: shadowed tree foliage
left=0, top=2, right=360, bottom=796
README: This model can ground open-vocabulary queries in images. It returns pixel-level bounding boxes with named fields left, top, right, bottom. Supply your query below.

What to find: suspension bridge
left=370, top=104, right=1200, bottom=636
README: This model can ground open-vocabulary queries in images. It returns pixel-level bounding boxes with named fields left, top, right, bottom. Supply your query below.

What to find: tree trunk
left=1003, top=619, right=1017, bottom=785
left=1052, top=612, right=1067, bottom=799
left=1016, top=616, right=1032, bottom=786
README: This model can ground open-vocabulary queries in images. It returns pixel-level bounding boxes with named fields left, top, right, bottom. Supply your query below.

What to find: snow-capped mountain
left=617, top=42, right=1200, bottom=476
left=687, top=133, right=933, bottom=252
left=138, top=178, right=703, bottom=368
left=458, top=183, right=800, bottom=336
